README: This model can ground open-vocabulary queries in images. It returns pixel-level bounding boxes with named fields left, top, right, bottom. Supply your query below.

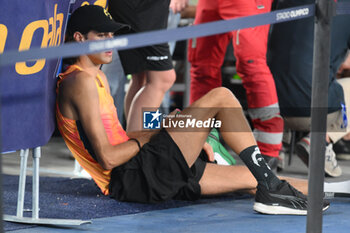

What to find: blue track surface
left=10, top=198, right=350, bottom=233
left=2, top=175, right=249, bottom=232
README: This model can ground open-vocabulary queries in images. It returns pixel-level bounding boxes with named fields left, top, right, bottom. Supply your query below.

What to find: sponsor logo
left=81, top=0, right=107, bottom=8
left=103, top=9, right=113, bottom=19
left=162, top=117, right=221, bottom=129
left=146, top=56, right=169, bottom=61
left=0, top=4, right=64, bottom=75
left=276, top=8, right=310, bottom=21
left=89, top=38, right=128, bottom=52
left=251, top=147, right=262, bottom=167
left=143, top=109, right=222, bottom=130
left=143, top=110, right=162, bottom=129
left=269, top=193, right=307, bottom=209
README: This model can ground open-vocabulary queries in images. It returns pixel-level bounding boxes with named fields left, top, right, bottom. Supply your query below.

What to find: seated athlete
left=56, top=5, right=329, bottom=215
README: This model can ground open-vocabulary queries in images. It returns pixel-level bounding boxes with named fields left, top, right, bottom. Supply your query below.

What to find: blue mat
left=11, top=198, right=350, bottom=233
left=3, top=175, right=251, bottom=232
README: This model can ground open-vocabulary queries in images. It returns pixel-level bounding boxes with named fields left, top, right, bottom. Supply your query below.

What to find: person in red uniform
left=188, top=0, right=283, bottom=168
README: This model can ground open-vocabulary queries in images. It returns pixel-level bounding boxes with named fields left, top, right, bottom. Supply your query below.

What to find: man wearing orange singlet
left=56, top=5, right=327, bottom=215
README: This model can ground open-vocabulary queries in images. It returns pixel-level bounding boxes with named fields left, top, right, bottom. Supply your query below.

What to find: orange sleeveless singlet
left=56, top=65, right=129, bottom=195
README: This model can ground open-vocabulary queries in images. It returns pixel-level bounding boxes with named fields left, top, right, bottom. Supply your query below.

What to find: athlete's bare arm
left=57, top=70, right=153, bottom=170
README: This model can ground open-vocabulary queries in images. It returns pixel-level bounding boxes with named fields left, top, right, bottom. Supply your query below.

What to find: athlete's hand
left=203, top=142, right=215, bottom=162
left=170, top=0, right=189, bottom=14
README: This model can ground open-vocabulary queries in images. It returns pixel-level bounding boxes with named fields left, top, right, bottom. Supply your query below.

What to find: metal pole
left=183, top=40, right=191, bottom=108
left=16, top=149, right=29, bottom=218
left=32, top=147, right=41, bottom=219
left=307, top=0, right=334, bottom=232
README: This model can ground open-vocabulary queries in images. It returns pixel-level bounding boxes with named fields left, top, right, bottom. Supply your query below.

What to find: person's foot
left=206, top=128, right=236, bottom=165
left=333, top=138, right=350, bottom=160
left=261, top=154, right=278, bottom=172
left=296, top=135, right=342, bottom=177
left=254, top=180, right=330, bottom=215
left=324, top=143, right=343, bottom=177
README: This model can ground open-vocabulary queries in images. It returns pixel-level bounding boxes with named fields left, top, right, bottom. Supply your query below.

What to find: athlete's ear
left=73, top=31, right=85, bottom=42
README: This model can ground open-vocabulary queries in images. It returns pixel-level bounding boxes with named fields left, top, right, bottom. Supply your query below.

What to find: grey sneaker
left=325, top=143, right=342, bottom=177
left=296, top=135, right=342, bottom=177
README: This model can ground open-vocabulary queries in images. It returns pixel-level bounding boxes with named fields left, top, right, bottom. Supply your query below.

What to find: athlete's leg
left=167, top=87, right=254, bottom=166
left=166, top=87, right=306, bottom=195
left=126, top=69, right=176, bottom=132
left=124, top=72, right=146, bottom=121
left=199, top=163, right=308, bottom=195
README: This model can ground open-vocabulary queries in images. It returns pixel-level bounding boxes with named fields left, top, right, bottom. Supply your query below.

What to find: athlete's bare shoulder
left=57, top=68, right=100, bottom=120
left=59, top=69, right=98, bottom=95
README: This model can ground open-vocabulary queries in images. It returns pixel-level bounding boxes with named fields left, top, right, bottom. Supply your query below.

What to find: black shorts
left=109, top=129, right=207, bottom=203
left=108, top=0, right=173, bottom=74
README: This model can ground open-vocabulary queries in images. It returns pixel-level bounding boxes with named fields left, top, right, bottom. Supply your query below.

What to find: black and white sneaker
left=254, top=180, right=330, bottom=215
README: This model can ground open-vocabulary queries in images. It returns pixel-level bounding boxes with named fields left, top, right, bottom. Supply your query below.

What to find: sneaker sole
left=324, top=166, right=342, bottom=178
left=253, top=202, right=330, bottom=215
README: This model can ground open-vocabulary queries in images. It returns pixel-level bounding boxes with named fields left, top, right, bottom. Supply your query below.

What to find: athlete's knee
left=210, top=87, right=241, bottom=107
left=147, top=69, right=176, bottom=92
left=163, top=70, right=176, bottom=86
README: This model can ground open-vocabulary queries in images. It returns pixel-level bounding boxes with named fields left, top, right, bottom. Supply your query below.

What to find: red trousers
left=188, top=0, right=283, bottom=156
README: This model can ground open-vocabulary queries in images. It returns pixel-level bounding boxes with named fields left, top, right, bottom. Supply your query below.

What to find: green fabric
left=206, top=128, right=236, bottom=165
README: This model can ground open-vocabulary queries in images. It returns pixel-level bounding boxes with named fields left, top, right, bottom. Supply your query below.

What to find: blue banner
left=70, top=0, right=107, bottom=12
left=0, top=1, right=71, bottom=152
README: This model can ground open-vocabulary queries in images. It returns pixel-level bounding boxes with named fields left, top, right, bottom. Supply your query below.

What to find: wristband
left=129, top=138, right=141, bottom=151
